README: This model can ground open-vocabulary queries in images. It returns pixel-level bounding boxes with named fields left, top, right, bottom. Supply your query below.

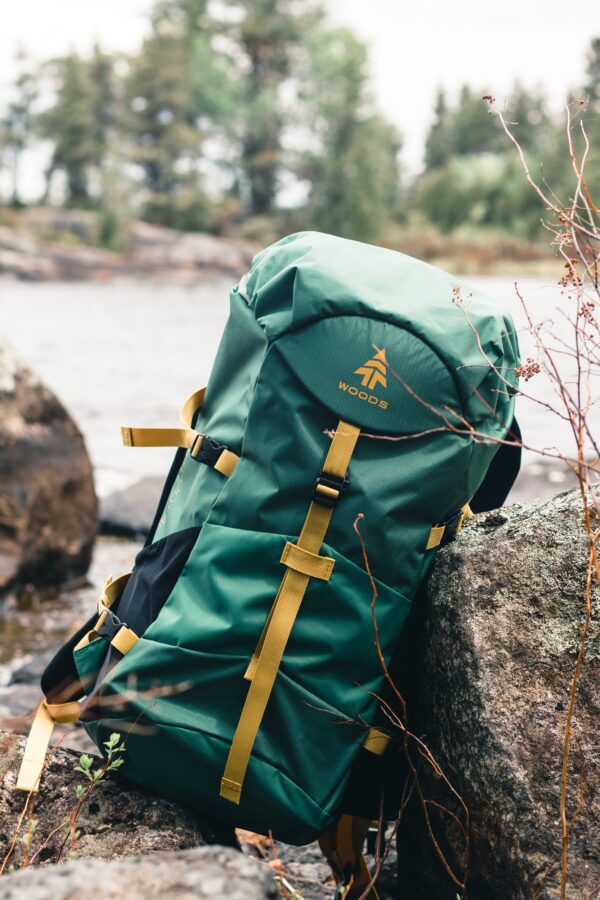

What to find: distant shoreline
left=0, top=207, right=559, bottom=283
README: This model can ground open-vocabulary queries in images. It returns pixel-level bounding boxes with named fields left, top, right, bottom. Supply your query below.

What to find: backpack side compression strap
left=220, top=420, right=360, bottom=805
left=121, top=387, right=240, bottom=477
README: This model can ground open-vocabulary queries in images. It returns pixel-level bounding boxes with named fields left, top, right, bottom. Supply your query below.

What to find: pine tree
left=424, top=88, right=452, bottom=171
left=40, top=53, right=101, bottom=206
left=1, top=48, right=37, bottom=206
left=123, top=22, right=201, bottom=225
left=301, top=27, right=400, bottom=242
left=221, top=0, right=322, bottom=216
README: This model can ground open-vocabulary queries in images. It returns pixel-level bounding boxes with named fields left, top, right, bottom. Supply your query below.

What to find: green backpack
left=18, top=231, right=519, bottom=895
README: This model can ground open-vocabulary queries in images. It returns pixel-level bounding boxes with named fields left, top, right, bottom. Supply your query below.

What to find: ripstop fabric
left=29, top=231, right=520, bottom=845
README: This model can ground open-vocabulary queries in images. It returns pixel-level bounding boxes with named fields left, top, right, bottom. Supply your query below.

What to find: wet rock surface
left=397, top=488, right=600, bottom=898
left=0, top=846, right=277, bottom=900
left=0, top=341, right=97, bottom=593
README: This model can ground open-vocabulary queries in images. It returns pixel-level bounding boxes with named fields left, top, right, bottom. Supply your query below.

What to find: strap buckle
left=192, top=435, right=224, bottom=468
left=440, top=508, right=464, bottom=547
left=313, top=470, right=350, bottom=508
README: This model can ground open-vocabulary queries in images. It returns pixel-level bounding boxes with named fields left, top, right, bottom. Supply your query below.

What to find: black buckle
left=97, top=610, right=124, bottom=642
left=192, top=434, right=225, bottom=468
left=313, top=470, right=350, bottom=508
left=440, top=508, right=463, bottom=547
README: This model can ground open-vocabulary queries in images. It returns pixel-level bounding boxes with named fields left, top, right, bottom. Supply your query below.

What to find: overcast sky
left=1, top=0, right=598, bottom=175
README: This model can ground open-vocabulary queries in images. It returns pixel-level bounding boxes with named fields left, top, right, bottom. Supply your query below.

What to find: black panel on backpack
left=106, top=525, right=201, bottom=640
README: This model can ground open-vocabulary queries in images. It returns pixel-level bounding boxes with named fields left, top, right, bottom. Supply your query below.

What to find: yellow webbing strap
left=111, top=625, right=139, bottom=656
left=74, top=572, right=132, bottom=651
left=121, top=386, right=239, bottom=474
left=121, top=387, right=205, bottom=452
left=220, top=420, right=360, bottom=805
left=279, top=541, right=335, bottom=581
left=362, top=727, right=391, bottom=756
left=318, top=815, right=380, bottom=900
left=214, top=448, right=240, bottom=477
left=426, top=502, right=473, bottom=550
left=16, top=700, right=81, bottom=792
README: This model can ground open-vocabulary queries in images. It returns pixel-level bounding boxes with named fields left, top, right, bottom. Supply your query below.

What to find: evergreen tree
left=40, top=53, right=101, bottom=206
left=88, top=45, right=117, bottom=173
left=424, top=88, right=452, bottom=171
left=451, top=85, right=504, bottom=157
left=1, top=48, right=37, bottom=206
left=301, top=27, right=400, bottom=242
left=585, top=37, right=600, bottom=109
left=123, top=22, right=202, bottom=225
left=221, top=0, right=322, bottom=216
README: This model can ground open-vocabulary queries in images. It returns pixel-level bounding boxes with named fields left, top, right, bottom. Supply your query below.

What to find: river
left=0, top=273, right=596, bottom=502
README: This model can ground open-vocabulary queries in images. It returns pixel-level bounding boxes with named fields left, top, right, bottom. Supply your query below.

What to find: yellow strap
left=280, top=541, right=335, bottom=581
left=318, top=815, right=380, bottom=900
left=121, top=425, right=200, bottom=451
left=179, top=387, right=206, bottom=426
left=426, top=525, right=446, bottom=551
left=75, top=572, right=132, bottom=651
left=426, top=502, right=473, bottom=550
left=16, top=700, right=81, bottom=792
left=121, top=387, right=240, bottom=475
left=122, top=385, right=205, bottom=451
left=111, top=625, right=139, bottom=656
left=362, top=727, right=391, bottom=756
left=214, top=448, right=240, bottom=477
left=220, top=420, right=360, bottom=804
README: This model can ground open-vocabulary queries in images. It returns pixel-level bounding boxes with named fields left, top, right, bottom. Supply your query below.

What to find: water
left=0, top=274, right=597, bottom=500
left=0, top=277, right=232, bottom=497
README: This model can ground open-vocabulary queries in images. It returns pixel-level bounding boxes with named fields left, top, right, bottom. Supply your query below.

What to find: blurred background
left=1, top=0, right=599, bottom=505
left=1, top=0, right=600, bottom=262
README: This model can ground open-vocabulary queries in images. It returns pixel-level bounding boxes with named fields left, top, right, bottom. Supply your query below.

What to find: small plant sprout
left=74, top=733, right=126, bottom=792
left=19, top=818, right=38, bottom=851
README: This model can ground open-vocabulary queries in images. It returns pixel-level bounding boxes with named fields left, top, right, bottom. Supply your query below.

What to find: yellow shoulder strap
left=16, top=700, right=81, bottom=792
left=318, top=814, right=380, bottom=899
left=220, top=420, right=360, bottom=805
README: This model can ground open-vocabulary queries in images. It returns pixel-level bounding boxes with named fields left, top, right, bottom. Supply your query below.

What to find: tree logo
left=354, top=349, right=387, bottom=391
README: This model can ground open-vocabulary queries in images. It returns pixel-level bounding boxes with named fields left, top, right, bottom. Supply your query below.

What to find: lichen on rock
left=397, top=488, right=600, bottom=899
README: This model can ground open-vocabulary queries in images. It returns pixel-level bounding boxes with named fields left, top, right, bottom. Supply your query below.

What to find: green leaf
left=104, top=733, right=121, bottom=753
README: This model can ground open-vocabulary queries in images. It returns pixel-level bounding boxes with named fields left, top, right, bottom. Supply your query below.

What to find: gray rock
left=0, top=341, right=97, bottom=591
left=397, top=488, right=600, bottom=898
left=0, top=730, right=233, bottom=870
left=100, top=477, right=164, bottom=538
left=0, top=846, right=276, bottom=899
left=0, top=218, right=256, bottom=282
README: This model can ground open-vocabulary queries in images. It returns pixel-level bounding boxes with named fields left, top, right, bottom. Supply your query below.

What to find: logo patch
left=338, top=348, right=389, bottom=410
left=354, top=349, right=387, bottom=391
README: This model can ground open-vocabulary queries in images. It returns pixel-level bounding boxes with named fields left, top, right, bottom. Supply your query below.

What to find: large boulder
left=397, top=488, right=599, bottom=898
left=0, top=846, right=277, bottom=900
left=0, top=340, right=97, bottom=591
